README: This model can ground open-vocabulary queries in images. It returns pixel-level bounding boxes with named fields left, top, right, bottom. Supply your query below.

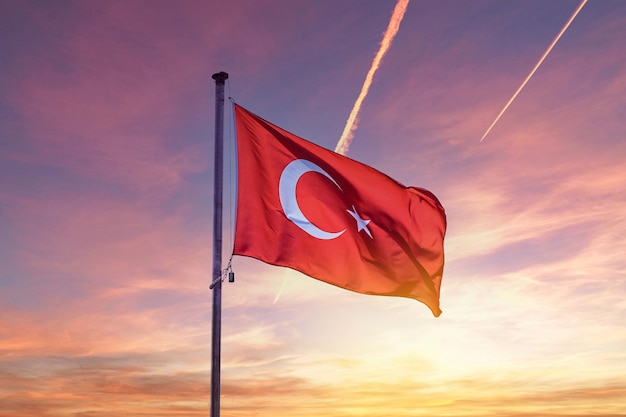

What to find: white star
left=347, top=206, right=373, bottom=239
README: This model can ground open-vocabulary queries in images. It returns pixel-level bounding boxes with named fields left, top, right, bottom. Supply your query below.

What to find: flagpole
left=210, top=70, right=228, bottom=417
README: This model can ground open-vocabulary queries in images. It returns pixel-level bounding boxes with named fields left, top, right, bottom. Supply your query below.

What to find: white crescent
left=279, top=159, right=346, bottom=240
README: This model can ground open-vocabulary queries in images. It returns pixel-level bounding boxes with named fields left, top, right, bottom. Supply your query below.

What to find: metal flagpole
left=210, top=71, right=228, bottom=417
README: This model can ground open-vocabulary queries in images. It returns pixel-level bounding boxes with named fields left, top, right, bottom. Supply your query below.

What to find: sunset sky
left=1, top=0, right=625, bottom=416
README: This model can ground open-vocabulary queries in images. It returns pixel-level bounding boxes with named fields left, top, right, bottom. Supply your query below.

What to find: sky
left=1, top=0, right=625, bottom=416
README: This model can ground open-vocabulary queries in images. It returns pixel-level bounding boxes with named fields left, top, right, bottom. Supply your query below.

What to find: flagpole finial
left=212, top=71, right=229, bottom=83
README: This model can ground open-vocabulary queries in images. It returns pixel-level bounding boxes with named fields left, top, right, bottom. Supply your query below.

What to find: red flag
left=233, top=104, right=446, bottom=316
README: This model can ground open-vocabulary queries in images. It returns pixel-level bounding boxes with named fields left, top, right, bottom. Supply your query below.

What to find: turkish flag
left=233, top=104, right=447, bottom=316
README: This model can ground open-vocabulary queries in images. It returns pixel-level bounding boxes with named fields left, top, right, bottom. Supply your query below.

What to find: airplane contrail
left=334, top=0, right=410, bottom=155
left=480, top=0, right=587, bottom=142
left=273, top=271, right=289, bottom=304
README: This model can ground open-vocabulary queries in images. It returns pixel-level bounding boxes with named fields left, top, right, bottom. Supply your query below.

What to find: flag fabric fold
left=233, top=104, right=446, bottom=316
